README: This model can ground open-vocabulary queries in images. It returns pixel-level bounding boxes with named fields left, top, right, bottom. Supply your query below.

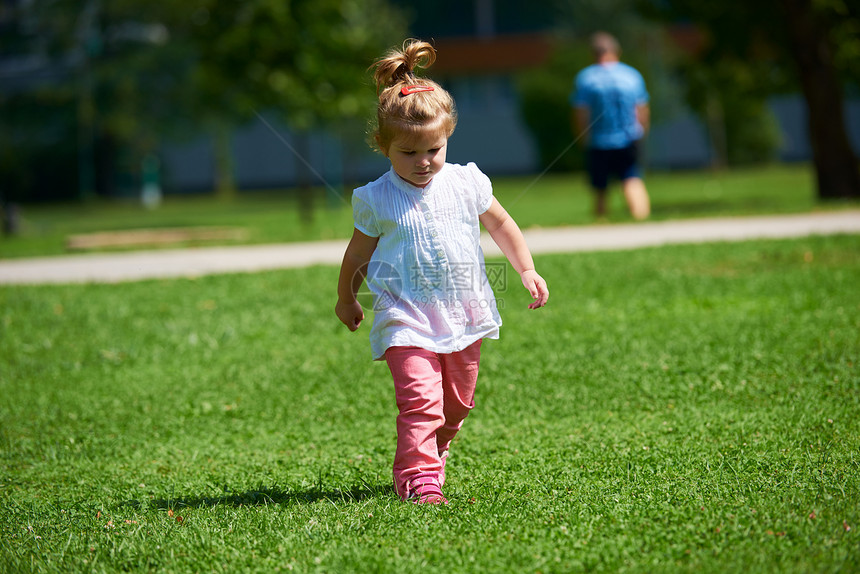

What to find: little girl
left=336, top=39, right=549, bottom=504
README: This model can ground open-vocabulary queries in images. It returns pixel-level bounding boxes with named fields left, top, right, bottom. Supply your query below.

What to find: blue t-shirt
left=571, top=62, right=649, bottom=150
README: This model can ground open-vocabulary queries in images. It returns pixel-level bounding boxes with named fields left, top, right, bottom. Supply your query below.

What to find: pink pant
left=384, top=340, right=482, bottom=500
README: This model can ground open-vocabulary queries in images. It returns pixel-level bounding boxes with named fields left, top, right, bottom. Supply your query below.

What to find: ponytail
left=369, top=39, right=457, bottom=154
left=372, top=40, right=436, bottom=92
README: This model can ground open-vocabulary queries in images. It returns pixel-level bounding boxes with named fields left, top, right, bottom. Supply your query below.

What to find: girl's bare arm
left=480, top=199, right=549, bottom=309
left=336, top=229, right=380, bottom=330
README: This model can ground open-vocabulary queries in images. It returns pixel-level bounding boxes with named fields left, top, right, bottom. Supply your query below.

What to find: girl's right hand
left=336, top=299, right=365, bottom=331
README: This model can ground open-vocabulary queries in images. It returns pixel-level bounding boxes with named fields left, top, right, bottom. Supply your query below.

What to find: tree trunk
left=705, top=95, right=728, bottom=169
left=213, top=124, right=237, bottom=200
left=780, top=0, right=860, bottom=200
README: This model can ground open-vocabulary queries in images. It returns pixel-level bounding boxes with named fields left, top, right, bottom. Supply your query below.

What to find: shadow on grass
left=147, top=483, right=394, bottom=510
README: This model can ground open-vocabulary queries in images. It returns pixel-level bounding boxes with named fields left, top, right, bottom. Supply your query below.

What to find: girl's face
left=385, top=128, right=448, bottom=188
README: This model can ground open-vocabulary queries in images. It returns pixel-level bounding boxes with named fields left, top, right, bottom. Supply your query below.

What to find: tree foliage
left=642, top=0, right=860, bottom=198
left=0, top=0, right=406, bottom=200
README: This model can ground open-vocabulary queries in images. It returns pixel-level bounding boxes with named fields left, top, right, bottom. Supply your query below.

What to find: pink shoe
left=405, top=477, right=448, bottom=505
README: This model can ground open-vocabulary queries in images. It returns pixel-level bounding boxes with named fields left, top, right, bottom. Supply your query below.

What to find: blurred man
left=571, top=32, right=651, bottom=220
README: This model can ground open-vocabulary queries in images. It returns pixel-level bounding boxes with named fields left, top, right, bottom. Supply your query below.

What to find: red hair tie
left=401, top=85, right=435, bottom=96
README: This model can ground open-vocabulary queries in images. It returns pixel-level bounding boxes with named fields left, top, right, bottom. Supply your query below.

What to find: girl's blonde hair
left=370, top=39, right=457, bottom=154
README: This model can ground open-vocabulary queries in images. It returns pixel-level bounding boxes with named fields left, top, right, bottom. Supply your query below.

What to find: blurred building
left=2, top=0, right=859, bottom=197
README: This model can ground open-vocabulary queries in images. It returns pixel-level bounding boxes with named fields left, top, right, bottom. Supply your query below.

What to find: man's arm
left=573, top=106, right=591, bottom=146
left=636, top=103, right=650, bottom=135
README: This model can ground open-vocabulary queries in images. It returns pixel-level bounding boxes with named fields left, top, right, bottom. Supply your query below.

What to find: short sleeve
left=466, top=162, right=494, bottom=214
left=633, top=68, right=649, bottom=104
left=351, top=186, right=380, bottom=237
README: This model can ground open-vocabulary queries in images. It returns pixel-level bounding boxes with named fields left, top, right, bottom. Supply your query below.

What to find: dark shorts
left=587, top=143, right=642, bottom=191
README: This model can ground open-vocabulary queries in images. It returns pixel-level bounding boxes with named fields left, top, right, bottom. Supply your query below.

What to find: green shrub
left=516, top=39, right=591, bottom=173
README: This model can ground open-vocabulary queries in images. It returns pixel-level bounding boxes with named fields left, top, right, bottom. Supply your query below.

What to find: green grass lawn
left=2, top=234, right=858, bottom=572
left=2, top=163, right=855, bottom=259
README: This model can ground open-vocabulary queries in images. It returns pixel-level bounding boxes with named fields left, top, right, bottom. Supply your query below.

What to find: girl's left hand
left=520, top=270, right=549, bottom=309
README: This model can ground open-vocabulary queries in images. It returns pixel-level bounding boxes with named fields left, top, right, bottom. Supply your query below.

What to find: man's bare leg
left=623, top=177, right=650, bottom=220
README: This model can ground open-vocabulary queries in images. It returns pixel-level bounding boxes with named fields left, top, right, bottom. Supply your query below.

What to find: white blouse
left=353, top=162, right=503, bottom=360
